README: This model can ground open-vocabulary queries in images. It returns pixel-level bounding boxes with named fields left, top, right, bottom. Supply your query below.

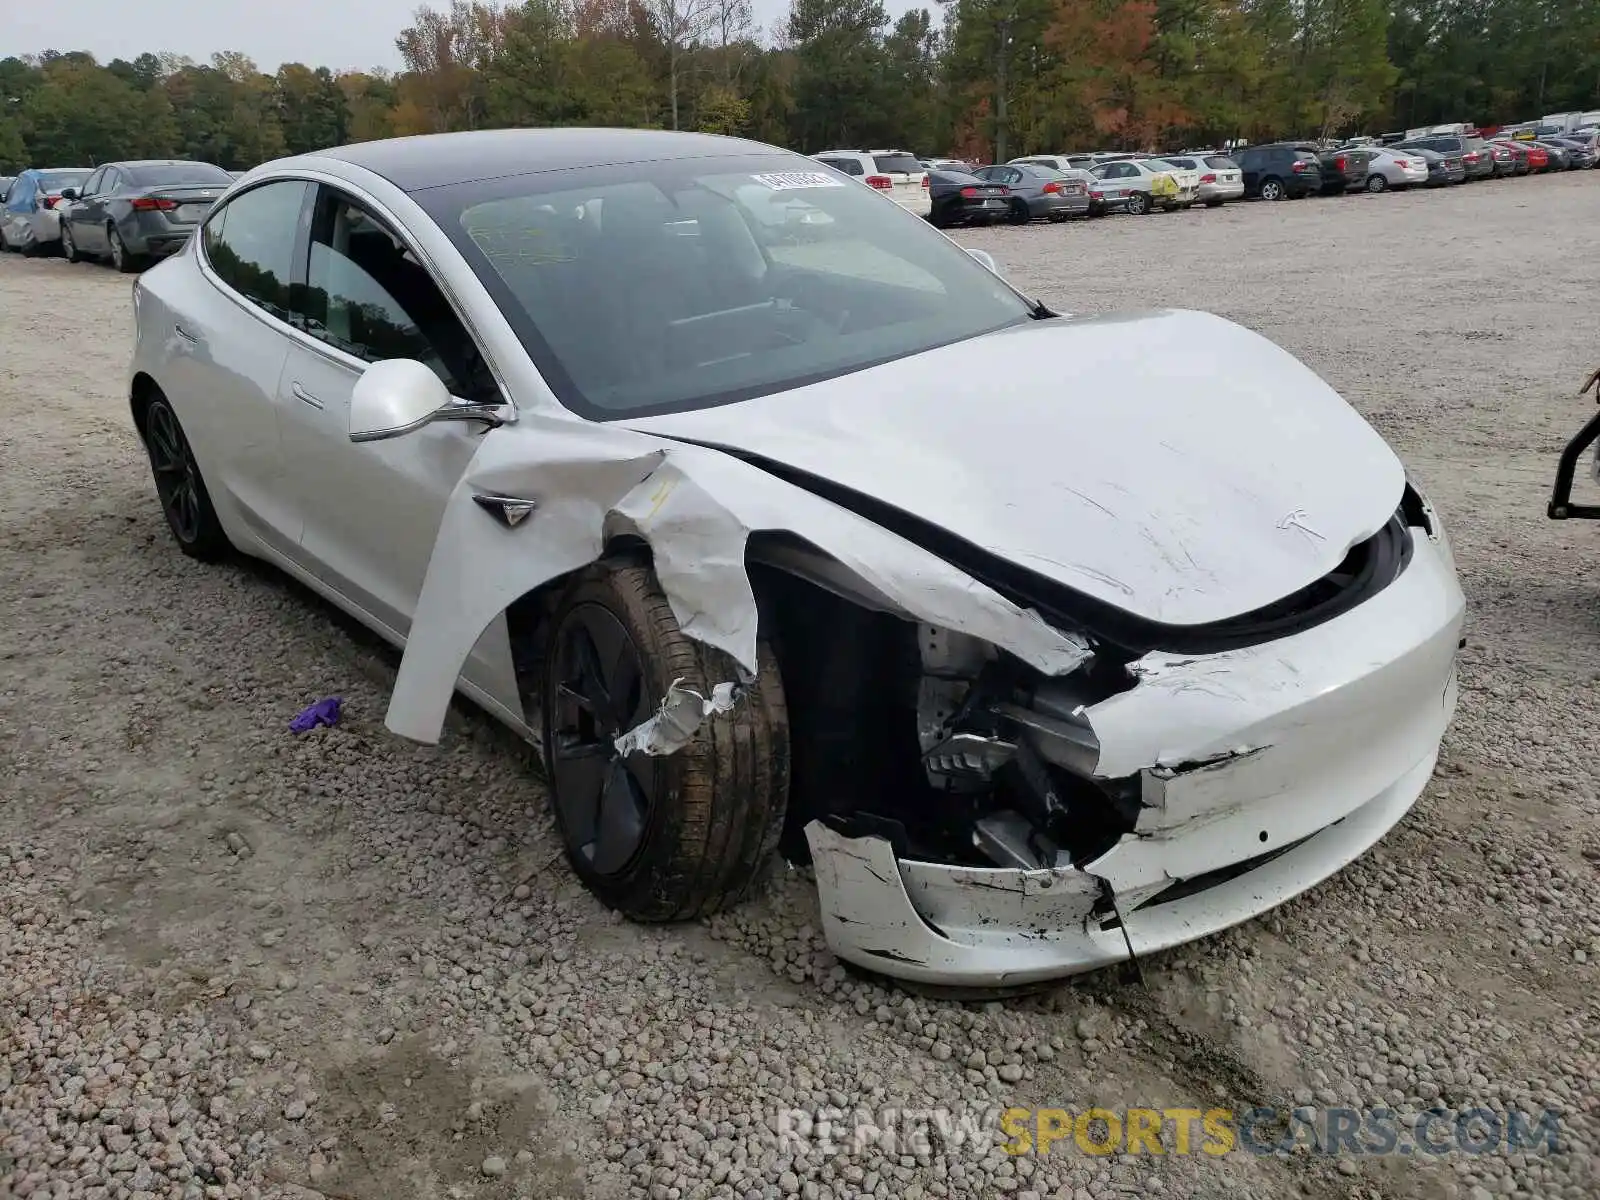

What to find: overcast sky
left=6, top=0, right=934, bottom=75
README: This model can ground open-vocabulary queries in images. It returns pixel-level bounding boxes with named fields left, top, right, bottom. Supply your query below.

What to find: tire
left=1260, top=177, right=1285, bottom=201
left=1007, top=199, right=1031, bottom=225
left=60, top=223, right=81, bottom=262
left=109, top=226, right=142, bottom=273
left=138, top=394, right=231, bottom=561
left=1205, top=199, right=1223, bottom=208
left=19, top=236, right=41, bottom=257
left=1366, top=173, right=1388, bottom=193
left=541, top=564, right=790, bottom=922
left=1126, top=191, right=1150, bottom=215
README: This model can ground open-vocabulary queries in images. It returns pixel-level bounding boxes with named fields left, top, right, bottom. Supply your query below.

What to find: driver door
left=275, top=183, right=504, bottom=642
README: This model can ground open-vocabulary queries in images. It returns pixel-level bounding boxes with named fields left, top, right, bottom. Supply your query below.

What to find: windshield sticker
left=751, top=171, right=847, bottom=191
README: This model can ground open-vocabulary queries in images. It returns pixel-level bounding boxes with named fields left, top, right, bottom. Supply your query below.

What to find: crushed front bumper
left=805, top=530, right=1465, bottom=988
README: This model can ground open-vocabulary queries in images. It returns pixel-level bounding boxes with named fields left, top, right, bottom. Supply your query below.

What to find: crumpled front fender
left=385, top=422, right=1091, bottom=744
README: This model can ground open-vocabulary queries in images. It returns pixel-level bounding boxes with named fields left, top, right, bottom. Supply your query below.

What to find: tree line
left=2, top=0, right=1597, bottom=174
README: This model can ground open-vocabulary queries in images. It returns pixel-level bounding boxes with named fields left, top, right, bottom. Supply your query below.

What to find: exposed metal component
left=973, top=810, right=1062, bottom=870
left=923, top=731, right=1016, bottom=782
left=472, top=493, right=538, bottom=528
left=994, top=702, right=1100, bottom=776
left=613, top=678, right=742, bottom=757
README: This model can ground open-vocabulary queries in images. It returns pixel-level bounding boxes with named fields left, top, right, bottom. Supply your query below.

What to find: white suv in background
left=810, top=149, right=932, bottom=217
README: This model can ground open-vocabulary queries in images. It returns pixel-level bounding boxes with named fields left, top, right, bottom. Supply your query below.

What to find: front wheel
left=1366, top=173, right=1388, bottom=193
left=1126, top=192, right=1150, bottom=215
left=541, top=565, right=790, bottom=922
left=1259, top=177, right=1285, bottom=201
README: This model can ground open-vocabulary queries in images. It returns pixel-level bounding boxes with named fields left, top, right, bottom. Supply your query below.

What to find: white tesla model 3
left=127, top=128, right=1466, bottom=989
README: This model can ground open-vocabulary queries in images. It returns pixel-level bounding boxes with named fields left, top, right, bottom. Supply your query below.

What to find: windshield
left=129, top=162, right=232, bottom=187
left=38, top=169, right=91, bottom=191
left=423, top=152, right=1034, bottom=420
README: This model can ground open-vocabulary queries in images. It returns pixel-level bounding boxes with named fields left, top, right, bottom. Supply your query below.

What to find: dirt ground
left=3, top=174, right=1599, bottom=1200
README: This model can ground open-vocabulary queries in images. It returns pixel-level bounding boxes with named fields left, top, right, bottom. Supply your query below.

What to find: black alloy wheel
left=141, top=397, right=228, bottom=559
left=548, top=603, right=655, bottom=877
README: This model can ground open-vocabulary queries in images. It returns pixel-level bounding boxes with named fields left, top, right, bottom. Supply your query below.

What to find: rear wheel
left=1007, top=199, right=1031, bottom=225
left=1260, top=177, right=1285, bottom=201
left=1205, top=198, right=1224, bottom=208
left=1126, top=191, right=1150, bottom=215
left=60, top=223, right=81, bottom=262
left=139, top=395, right=230, bottom=561
left=1366, top=173, right=1388, bottom=193
left=541, top=565, right=789, bottom=922
left=109, top=226, right=142, bottom=273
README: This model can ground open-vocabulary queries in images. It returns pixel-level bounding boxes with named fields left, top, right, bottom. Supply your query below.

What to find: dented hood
left=623, top=309, right=1404, bottom=627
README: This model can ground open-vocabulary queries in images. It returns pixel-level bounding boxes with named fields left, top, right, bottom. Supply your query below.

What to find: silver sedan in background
left=972, top=162, right=1091, bottom=222
left=59, top=159, right=234, bottom=272
left=1361, top=148, right=1431, bottom=191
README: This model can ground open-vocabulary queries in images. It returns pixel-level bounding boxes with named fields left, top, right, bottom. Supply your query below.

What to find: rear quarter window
left=202, top=180, right=309, bottom=323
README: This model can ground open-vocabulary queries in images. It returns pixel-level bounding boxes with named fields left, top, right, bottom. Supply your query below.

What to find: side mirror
left=964, top=247, right=1003, bottom=278
left=59, top=188, right=77, bottom=200
left=349, top=359, right=507, bottom=443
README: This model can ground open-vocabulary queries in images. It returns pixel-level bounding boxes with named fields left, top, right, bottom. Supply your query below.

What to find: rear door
left=176, top=178, right=312, bottom=556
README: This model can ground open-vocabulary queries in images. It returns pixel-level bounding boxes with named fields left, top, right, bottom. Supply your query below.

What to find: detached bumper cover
left=807, top=531, right=1465, bottom=987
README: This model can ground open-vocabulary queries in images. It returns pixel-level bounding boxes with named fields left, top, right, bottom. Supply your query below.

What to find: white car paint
left=129, top=131, right=1466, bottom=988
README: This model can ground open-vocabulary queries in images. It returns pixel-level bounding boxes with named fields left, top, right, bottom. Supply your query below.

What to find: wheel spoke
left=569, top=624, right=616, bottom=729
left=552, top=735, right=609, bottom=847
left=588, top=759, right=648, bottom=875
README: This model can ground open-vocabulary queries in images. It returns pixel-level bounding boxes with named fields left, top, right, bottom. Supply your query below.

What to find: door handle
left=291, top=382, right=323, bottom=409
left=173, top=323, right=200, bottom=345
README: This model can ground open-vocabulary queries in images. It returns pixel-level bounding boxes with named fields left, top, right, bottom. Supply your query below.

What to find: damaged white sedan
left=128, top=128, right=1466, bottom=989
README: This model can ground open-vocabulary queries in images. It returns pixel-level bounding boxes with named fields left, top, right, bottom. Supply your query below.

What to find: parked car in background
left=972, top=162, right=1090, bottom=223
left=0, top=167, right=92, bottom=255
left=1532, top=140, right=1575, bottom=170
left=1483, top=142, right=1517, bottom=176
left=1317, top=146, right=1372, bottom=194
left=1361, top=148, right=1429, bottom=191
left=1396, top=135, right=1494, bottom=180
left=0, top=177, right=12, bottom=203
left=925, top=169, right=1011, bottom=228
left=1138, top=158, right=1201, bottom=207
left=1158, top=154, right=1243, bottom=206
left=1086, top=158, right=1192, bottom=215
left=1231, top=143, right=1322, bottom=200
left=1491, top=138, right=1547, bottom=172
left=1410, top=147, right=1466, bottom=186
left=58, top=159, right=233, bottom=273
left=1549, top=136, right=1599, bottom=168
left=921, top=158, right=973, bottom=174
left=810, top=149, right=931, bottom=217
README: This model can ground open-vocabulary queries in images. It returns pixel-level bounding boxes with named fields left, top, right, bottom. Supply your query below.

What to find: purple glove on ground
left=289, top=696, right=342, bottom=733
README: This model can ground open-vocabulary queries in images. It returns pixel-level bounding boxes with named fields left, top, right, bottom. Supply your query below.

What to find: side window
left=81, top=169, right=105, bottom=197
left=103, top=169, right=124, bottom=193
left=302, top=189, right=499, bottom=403
left=203, top=180, right=308, bottom=324
left=820, top=157, right=863, bottom=177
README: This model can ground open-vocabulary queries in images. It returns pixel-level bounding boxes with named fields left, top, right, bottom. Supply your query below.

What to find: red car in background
left=1490, top=139, right=1547, bottom=172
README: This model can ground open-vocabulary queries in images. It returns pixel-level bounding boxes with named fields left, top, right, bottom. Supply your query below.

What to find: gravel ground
left=3, top=174, right=1599, bottom=1200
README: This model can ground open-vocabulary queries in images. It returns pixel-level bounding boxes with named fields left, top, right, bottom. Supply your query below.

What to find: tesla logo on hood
left=1276, top=509, right=1325, bottom=542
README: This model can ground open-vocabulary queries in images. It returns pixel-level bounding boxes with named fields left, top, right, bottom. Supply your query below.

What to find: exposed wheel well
left=130, top=372, right=162, bottom=437
left=500, top=534, right=935, bottom=864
